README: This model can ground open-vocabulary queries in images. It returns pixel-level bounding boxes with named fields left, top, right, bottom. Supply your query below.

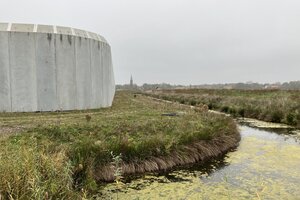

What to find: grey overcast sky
left=1, top=0, right=300, bottom=85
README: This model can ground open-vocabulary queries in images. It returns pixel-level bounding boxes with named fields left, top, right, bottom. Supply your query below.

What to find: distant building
left=115, top=75, right=138, bottom=91
left=130, top=75, right=133, bottom=87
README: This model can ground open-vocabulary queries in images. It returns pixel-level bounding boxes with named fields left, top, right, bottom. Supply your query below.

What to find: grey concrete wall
left=107, top=46, right=115, bottom=106
left=0, top=32, right=11, bottom=112
left=103, top=44, right=109, bottom=107
left=9, top=32, right=38, bottom=112
left=75, top=37, right=92, bottom=110
left=0, top=23, right=115, bottom=112
left=55, top=34, right=77, bottom=111
left=90, top=39, right=102, bottom=108
left=36, top=33, right=57, bottom=111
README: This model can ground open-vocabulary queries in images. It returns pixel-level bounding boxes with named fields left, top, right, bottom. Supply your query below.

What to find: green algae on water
left=102, top=126, right=300, bottom=199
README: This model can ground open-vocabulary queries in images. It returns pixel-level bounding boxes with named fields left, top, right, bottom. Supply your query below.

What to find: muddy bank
left=95, top=129, right=240, bottom=182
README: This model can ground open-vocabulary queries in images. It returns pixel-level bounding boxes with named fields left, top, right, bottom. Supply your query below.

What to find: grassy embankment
left=0, top=91, right=239, bottom=199
left=146, top=89, right=300, bottom=127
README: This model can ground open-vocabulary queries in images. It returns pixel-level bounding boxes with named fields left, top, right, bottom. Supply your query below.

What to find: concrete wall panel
left=90, top=40, right=102, bottom=108
left=102, top=44, right=109, bottom=107
left=9, top=32, right=37, bottom=112
left=55, top=34, right=76, bottom=110
left=36, top=33, right=57, bottom=111
left=107, top=46, right=115, bottom=106
left=0, top=32, right=11, bottom=112
left=99, top=42, right=105, bottom=107
left=75, top=37, right=92, bottom=109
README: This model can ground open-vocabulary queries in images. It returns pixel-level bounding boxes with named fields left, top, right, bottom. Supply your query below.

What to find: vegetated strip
left=0, top=91, right=240, bottom=198
left=96, top=130, right=240, bottom=181
left=144, top=89, right=300, bottom=128
left=91, top=93, right=240, bottom=181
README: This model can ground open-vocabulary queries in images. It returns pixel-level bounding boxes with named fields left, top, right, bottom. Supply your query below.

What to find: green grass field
left=0, top=91, right=238, bottom=199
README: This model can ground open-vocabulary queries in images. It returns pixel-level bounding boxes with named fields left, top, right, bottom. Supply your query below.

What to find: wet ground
left=101, top=123, right=300, bottom=199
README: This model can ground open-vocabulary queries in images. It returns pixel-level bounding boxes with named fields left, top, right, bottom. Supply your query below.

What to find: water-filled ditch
left=102, top=120, right=300, bottom=199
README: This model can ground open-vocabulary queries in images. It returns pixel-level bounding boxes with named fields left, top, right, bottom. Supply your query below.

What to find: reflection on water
left=102, top=125, right=300, bottom=199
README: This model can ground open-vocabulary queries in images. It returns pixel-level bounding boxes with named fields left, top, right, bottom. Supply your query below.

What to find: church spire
left=130, top=75, right=133, bottom=87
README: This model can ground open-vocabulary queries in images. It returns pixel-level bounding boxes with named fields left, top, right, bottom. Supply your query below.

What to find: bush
left=238, top=108, right=245, bottom=117
left=162, top=96, right=170, bottom=101
left=189, top=99, right=197, bottom=106
left=295, top=113, right=300, bottom=127
left=271, top=110, right=284, bottom=123
left=286, top=113, right=297, bottom=125
left=179, top=99, right=185, bottom=104
left=221, top=106, right=229, bottom=113
left=208, top=103, right=214, bottom=109
left=228, top=107, right=237, bottom=116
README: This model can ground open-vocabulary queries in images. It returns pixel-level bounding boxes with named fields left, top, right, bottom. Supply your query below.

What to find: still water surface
left=102, top=125, right=300, bottom=199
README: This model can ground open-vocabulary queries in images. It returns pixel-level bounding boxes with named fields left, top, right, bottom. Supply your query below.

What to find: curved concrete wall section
left=0, top=23, right=115, bottom=112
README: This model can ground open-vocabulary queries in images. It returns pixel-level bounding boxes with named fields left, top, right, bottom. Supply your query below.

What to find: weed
left=111, top=152, right=123, bottom=183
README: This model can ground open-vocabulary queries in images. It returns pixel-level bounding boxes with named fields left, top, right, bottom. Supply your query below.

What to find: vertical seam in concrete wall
left=89, top=39, right=94, bottom=107
left=102, top=43, right=106, bottom=106
left=33, top=33, right=38, bottom=111
left=74, top=36, right=78, bottom=109
left=109, top=45, right=114, bottom=104
left=54, top=34, right=59, bottom=111
left=109, top=44, right=113, bottom=105
left=100, top=42, right=103, bottom=106
left=88, top=38, right=92, bottom=109
left=86, top=30, right=93, bottom=107
left=7, top=32, right=12, bottom=112
left=101, top=42, right=105, bottom=106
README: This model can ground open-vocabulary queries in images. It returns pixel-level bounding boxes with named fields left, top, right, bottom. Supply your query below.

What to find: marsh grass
left=146, top=89, right=300, bottom=127
left=0, top=136, right=74, bottom=199
left=0, top=91, right=238, bottom=199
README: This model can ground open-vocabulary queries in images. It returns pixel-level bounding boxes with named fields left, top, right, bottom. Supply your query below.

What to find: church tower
left=130, top=75, right=133, bottom=87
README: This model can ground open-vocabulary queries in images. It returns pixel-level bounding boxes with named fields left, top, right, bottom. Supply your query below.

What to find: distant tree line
left=116, top=81, right=300, bottom=91
left=195, top=81, right=300, bottom=90
left=116, top=83, right=184, bottom=91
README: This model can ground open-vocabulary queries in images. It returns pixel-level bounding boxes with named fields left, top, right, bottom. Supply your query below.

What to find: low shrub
left=189, top=99, right=197, bottom=106
left=271, top=110, right=284, bottom=123
left=221, top=106, right=229, bottom=113
left=286, top=113, right=297, bottom=125
left=238, top=108, right=245, bottom=117
left=179, top=99, right=185, bottom=104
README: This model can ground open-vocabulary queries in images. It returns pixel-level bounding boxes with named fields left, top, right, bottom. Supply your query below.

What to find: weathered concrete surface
left=0, top=31, right=11, bottom=112
left=9, top=32, right=37, bottom=112
left=0, top=23, right=115, bottom=112
left=36, top=32, right=57, bottom=111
